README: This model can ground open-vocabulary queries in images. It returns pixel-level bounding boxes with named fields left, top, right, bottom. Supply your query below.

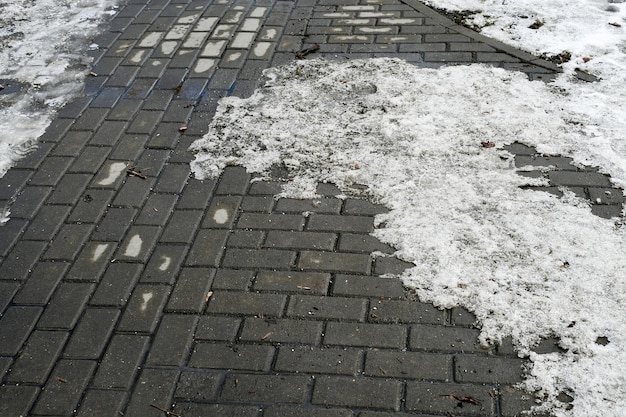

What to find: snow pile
left=190, top=58, right=626, bottom=416
left=0, top=0, right=120, bottom=177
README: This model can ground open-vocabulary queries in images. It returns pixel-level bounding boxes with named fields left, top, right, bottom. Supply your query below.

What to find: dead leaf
left=609, top=22, right=622, bottom=27
left=295, top=43, right=320, bottom=59
left=178, top=126, right=187, bottom=132
left=481, top=141, right=495, bottom=148
left=296, top=285, right=311, bottom=290
left=89, top=71, right=98, bottom=77
left=444, top=394, right=481, bottom=405
left=582, top=56, right=592, bottom=63
left=261, top=332, right=273, bottom=340
left=55, top=376, right=67, bottom=383
left=205, top=291, right=213, bottom=302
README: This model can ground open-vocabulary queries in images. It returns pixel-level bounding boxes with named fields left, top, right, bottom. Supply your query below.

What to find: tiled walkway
left=0, top=0, right=617, bottom=416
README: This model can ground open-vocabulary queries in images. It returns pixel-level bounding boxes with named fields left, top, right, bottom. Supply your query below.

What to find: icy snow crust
left=0, top=0, right=119, bottom=177
left=190, top=59, right=626, bottom=416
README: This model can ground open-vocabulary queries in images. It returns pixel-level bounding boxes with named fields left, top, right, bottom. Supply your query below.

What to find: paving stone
left=64, top=308, right=120, bottom=358
left=42, top=223, right=94, bottom=261
left=136, top=193, right=178, bottom=225
left=299, top=251, right=372, bottom=274
left=0, top=218, right=27, bottom=258
left=113, top=176, right=157, bottom=206
left=240, top=317, right=324, bottom=344
left=455, top=355, right=526, bottom=384
left=589, top=187, right=624, bottom=204
left=591, top=204, right=623, bottom=219
left=287, top=295, right=367, bottom=321
left=222, top=248, right=296, bottom=269
left=92, top=207, right=137, bottom=241
left=364, top=349, right=451, bottom=381
left=216, top=166, right=251, bottom=194
left=265, top=230, right=337, bottom=250
left=13, top=261, right=69, bottom=305
left=369, top=299, right=446, bottom=324
left=117, top=284, right=171, bottom=333
left=337, top=233, right=394, bottom=254
left=410, top=324, right=486, bottom=353
left=161, top=210, right=203, bottom=242
left=307, top=214, right=374, bottom=232
left=0, top=385, right=40, bottom=417
left=89, top=121, right=127, bottom=146
left=450, top=306, right=477, bottom=326
left=312, top=376, right=402, bottom=410
left=68, top=189, right=115, bottom=223
left=92, top=334, right=150, bottom=389
left=373, top=256, right=414, bottom=275
left=76, top=389, right=128, bottom=417
left=211, top=268, right=254, bottom=290
left=0, top=306, right=42, bottom=355
left=37, top=282, right=95, bottom=329
left=6, top=330, right=68, bottom=384
left=174, top=371, right=222, bottom=401
left=186, top=229, right=229, bottom=266
left=275, top=198, right=343, bottom=213
left=0, top=281, right=20, bottom=313
left=141, top=245, right=188, bottom=283
left=0, top=241, right=47, bottom=281
left=263, top=407, right=353, bottom=417
left=405, top=381, right=496, bottom=416
left=241, top=195, right=274, bottom=212
left=227, top=229, right=265, bottom=247
left=548, top=170, right=612, bottom=187
left=22, top=204, right=71, bottom=241
left=124, top=368, right=180, bottom=417
left=166, top=267, right=215, bottom=312
left=500, top=387, right=547, bottom=417
left=189, top=342, right=274, bottom=370
left=50, top=131, right=92, bottom=156
left=220, top=373, right=310, bottom=403
left=254, top=270, right=330, bottom=294
left=7, top=185, right=52, bottom=218
left=238, top=212, right=306, bottom=230
left=203, top=196, right=242, bottom=228
left=324, top=322, right=407, bottom=349
left=332, top=274, right=405, bottom=298
left=153, top=163, right=190, bottom=192
left=90, top=262, right=143, bottom=306
left=91, top=160, right=129, bottom=189
left=146, top=314, right=198, bottom=366
left=207, top=291, right=287, bottom=316
left=71, top=108, right=110, bottom=132
left=195, top=315, right=241, bottom=341
left=177, top=178, right=216, bottom=209
left=174, top=403, right=261, bottom=417
left=275, top=346, right=361, bottom=375
left=32, top=359, right=97, bottom=416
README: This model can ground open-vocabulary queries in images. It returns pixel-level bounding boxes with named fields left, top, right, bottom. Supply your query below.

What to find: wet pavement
left=0, top=0, right=621, bottom=416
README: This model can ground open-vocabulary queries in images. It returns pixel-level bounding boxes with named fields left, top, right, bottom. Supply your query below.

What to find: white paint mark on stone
left=339, top=5, right=376, bottom=11
left=227, top=52, right=242, bottom=62
left=225, top=11, right=243, bottom=23
left=166, top=25, right=190, bottom=40
left=241, top=18, right=261, bottom=32
left=184, top=32, right=208, bottom=48
left=322, top=12, right=351, bottom=18
left=260, top=28, right=278, bottom=40
left=178, top=13, right=200, bottom=24
left=98, top=162, right=126, bottom=186
left=359, top=12, right=398, bottom=17
left=250, top=7, right=267, bottom=17
left=388, top=36, right=410, bottom=42
left=357, top=27, right=394, bottom=33
left=92, top=244, right=109, bottom=262
left=253, top=42, right=272, bottom=58
left=161, top=41, right=178, bottom=55
left=335, top=35, right=369, bottom=41
left=213, top=208, right=229, bottom=224
left=212, top=24, right=235, bottom=39
left=194, top=59, right=216, bottom=74
left=152, top=60, right=162, bottom=66
left=159, top=256, right=172, bottom=271
left=337, top=19, right=372, bottom=25
left=140, top=292, right=153, bottom=312
left=129, top=50, right=147, bottom=63
left=201, top=40, right=226, bottom=57
left=380, top=18, right=417, bottom=24
left=231, top=32, right=255, bottom=49
left=139, top=32, right=164, bottom=47
left=197, top=17, right=218, bottom=32
left=124, top=234, right=143, bottom=258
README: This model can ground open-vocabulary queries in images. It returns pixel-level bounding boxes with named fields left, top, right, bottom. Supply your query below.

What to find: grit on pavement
left=0, top=0, right=622, bottom=416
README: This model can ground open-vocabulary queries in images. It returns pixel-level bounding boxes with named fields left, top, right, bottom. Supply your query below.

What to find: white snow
left=0, top=0, right=120, bottom=179
left=189, top=55, right=626, bottom=416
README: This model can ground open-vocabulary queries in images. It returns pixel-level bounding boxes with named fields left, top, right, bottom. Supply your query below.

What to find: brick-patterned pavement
left=0, top=0, right=621, bottom=416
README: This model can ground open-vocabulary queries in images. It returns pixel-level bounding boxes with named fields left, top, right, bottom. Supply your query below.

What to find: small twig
left=295, top=43, right=320, bottom=59
left=149, top=403, right=181, bottom=417
left=126, top=167, right=147, bottom=179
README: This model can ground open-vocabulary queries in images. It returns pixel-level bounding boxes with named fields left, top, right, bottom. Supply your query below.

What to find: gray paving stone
left=548, top=170, right=612, bottom=187
left=0, top=281, right=19, bottom=313
left=338, top=233, right=394, bottom=253
left=194, top=315, right=241, bottom=341
left=369, top=299, right=446, bottom=324
left=238, top=212, right=306, bottom=230
left=0, top=305, right=43, bottom=356
left=186, top=229, right=229, bottom=266
left=211, top=268, right=254, bottom=290
left=223, top=248, right=297, bottom=269
left=90, top=262, right=142, bottom=306
left=21, top=204, right=71, bottom=241
left=64, top=308, right=120, bottom=358
left=136, top=192, right=178, bottom=225
left=325, top=322, right=407, bottom=349
left=227, top=229, right=265, bottom=247
left=7, top=330, right=68, bottom=384
left=113, top=177, right=157, bottom=206
left=373, top=256, right=414, bottom=275
left=312, top=376, right=402, bottom=410
left=67, top=189, right=115, bottom=223
left=263, top=407, right=353, bottom=417
left=32, top=359, right=97, bottom=416
left=0, top=241, right=46, bottom=281
left=69, top=146, right=112, bottom=173
left=216, top=166, right=251, bottom=195
left=76, top=389, right=128, bottom=417
left=266, top=230, right=337, bottom=250
left=254, top=270, right=330, bottom=294
left=364, top=349, right=451, bottom=381
left=13, top=261, right=69, bottom=305
left=220, top=373, right=310, bottom=403
left=115, top=225, right=162, bottom=262
left=7, top=186, right=52, bottom=219
left=307, top=214, right=374, bottom=232
left=455, top=355, right=526, bottom=384
left=177, top=178, right=216, bottom=209
left=275, top=346, right=361, bottom=375
left=207, top=291, right=287, bottom=318
left=92, top=334, right=150, bottom=389
left=141, top=245, right=188, bottom=283
left=175, top=371, right=222, bottom=401
left=92, top=207, right=137, bottom=241
left=153, top=163, right=190, bottom=192
left=0, top=385, right=40, bottom=417
left=287, top=294, right=367, bottom=321
left=37, top=282, right=95, bottom=329
left=174, top=403, right=261, bottom=417
left=333, top=274, right=405, bottom=298
left=89, top=121, right=127, bottom=146
left=127, top=110, right=163, bottom=134
left=117, top=284, right=171, bottom=333
left=161, top=210, right=203, bottom=243
left=410, top=324, right=486, bottom=353
left=123, top=368, right=180, bottom=417
left=299, top=251, right=372, bottom=274
left=405, top=381, right=496, bottom=416
left=146, top=314, right=198, bottom=366
left=166, top=267, right=215, bottom=312
left=203, top=195, right=242, bottom=228
left=71, top=108, right=110, bottom=132
left=241, top=195, right=274, bottom=212
left=42, top=223, right=94, bottom=261
left=240, top=317, right=324, bottom=344
left=189, top=342, right=274, bottom=370
left=0, top=218, right=27, bottom=257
